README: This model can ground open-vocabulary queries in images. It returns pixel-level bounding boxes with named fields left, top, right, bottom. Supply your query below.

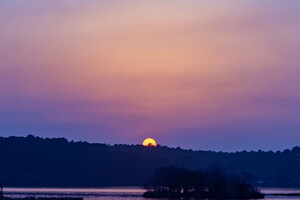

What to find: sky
left=1, top=0, right=300, bottom=151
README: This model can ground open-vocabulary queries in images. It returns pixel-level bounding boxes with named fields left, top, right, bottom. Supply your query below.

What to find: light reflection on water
left=4, top=187, right=145, bottom=200
left=3, top=187, right=300, bottom=200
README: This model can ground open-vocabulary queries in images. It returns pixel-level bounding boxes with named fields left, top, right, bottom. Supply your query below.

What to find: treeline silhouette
left=0, top=135, right=300, bottom=187
left=143, top=166, right=264, bottom=199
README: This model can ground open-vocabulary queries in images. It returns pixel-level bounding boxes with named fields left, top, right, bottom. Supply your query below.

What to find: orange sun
left=142, top=138, right=157, bottom=147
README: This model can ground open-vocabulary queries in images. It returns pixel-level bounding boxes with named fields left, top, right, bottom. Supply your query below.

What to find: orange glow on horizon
left=142, top=138, right=157, bottom=147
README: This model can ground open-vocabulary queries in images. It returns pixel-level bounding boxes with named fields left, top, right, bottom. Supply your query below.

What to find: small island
left=143, top=166, right=264, bottom=199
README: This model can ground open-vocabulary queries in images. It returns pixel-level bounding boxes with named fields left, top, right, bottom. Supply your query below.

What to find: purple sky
left=1, top=0, right=300, bottom=151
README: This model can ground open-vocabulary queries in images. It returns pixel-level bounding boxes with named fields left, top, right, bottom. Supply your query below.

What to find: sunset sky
left=1, top=0, right=300, bottom=151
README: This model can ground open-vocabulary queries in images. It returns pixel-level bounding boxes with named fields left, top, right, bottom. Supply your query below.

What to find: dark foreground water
left=3, top=187, right=300, bottom=200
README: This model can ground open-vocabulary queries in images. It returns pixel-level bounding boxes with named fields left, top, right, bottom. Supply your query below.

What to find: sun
left=142, top=138, right=157, bottom=147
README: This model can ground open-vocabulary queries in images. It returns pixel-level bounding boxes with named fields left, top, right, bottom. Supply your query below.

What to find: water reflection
left=3, top=187, right=300, bottom=200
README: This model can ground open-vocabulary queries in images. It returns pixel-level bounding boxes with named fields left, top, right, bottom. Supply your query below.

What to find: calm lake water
left=3, top=187, right=300, bottom=200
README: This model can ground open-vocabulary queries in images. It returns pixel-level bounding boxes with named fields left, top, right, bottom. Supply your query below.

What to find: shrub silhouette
left=143, top=166, right=264, bottom=199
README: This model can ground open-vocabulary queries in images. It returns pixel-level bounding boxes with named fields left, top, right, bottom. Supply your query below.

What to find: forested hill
left=0, top=135, right=300, bottom=187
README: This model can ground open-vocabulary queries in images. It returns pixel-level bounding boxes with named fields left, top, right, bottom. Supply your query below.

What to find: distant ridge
left=0, top=135, right=299, bottom=187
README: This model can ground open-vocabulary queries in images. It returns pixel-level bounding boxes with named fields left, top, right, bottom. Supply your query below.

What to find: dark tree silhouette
left=0, top=135, right=299, bottom=187
left=143, top=166, right=264, bottom=199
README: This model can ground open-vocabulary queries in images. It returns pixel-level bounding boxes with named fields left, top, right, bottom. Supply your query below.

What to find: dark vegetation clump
left=143, top=166, right=264, bottom=199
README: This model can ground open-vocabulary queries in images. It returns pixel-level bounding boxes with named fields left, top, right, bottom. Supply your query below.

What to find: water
left=3, top=187, right=145, bottom=200
left=3, top=187, right=300, bottom=200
